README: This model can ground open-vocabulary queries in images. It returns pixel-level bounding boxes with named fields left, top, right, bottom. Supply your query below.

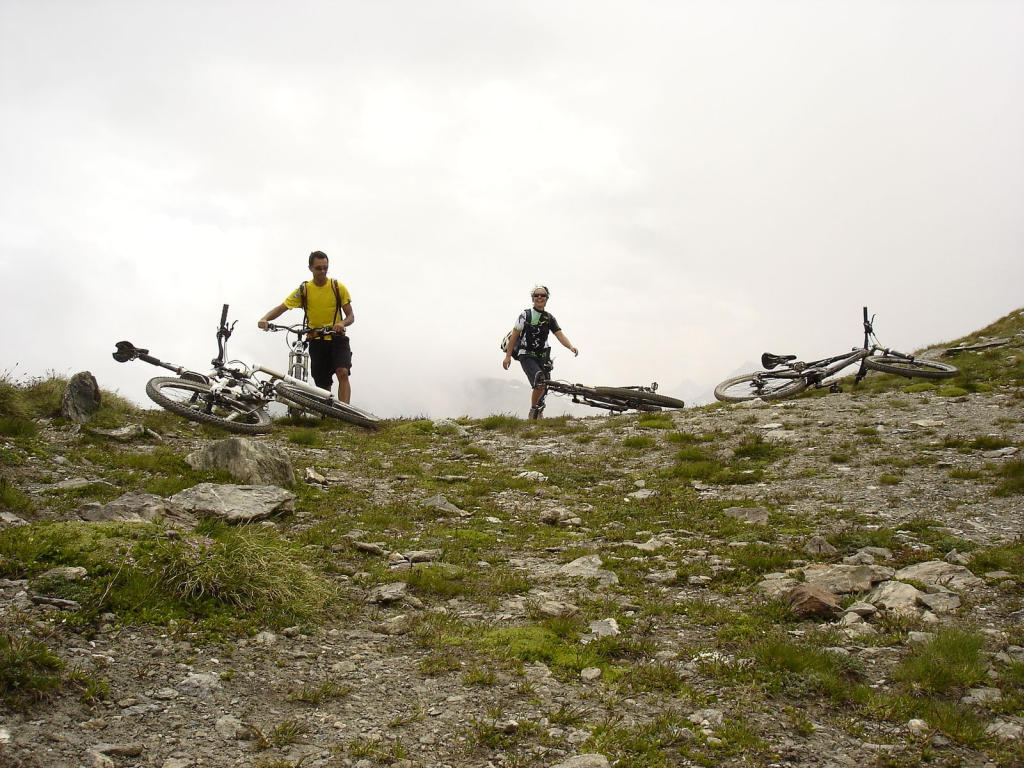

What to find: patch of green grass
left=892, top=629, right=988, bottom=694
left=481, top=624, right=614, bottom=678
left=0, top=476, right=31, bottom=511
left=0, top=416, right=37, bottom=438
left=879, top=474, right=902, bottom=485
left=479, top=414, right=524, bottom=433
left=0, top=372, right=142, bottom=428
left=733, top=433, right=786, bottom=462
left=285, top=428, right=323, bottom=447
left=636, top=413, right=674, bottom=430
left=618, top=660, right=691, bottom=694
left=969, top=541, right=1024, bottom=578
left=287, top=678, right=350, bottom=704
left=342, top=737, right=410, bottom=762
left=461, top=664, right=498, bottom=686
left=994, top=460, right=1024, bottom=496
left=726, top=543, right=797, bottom=580
left=405, top=563, right=531, bottom=600
left=0, top=520, right=335, bottom=631
left=147, top=524, right=335, bottom=618
left=666, top=431, right=720, bottom=445
left=585, top=711, right=698, bottom=766
left=0, top=633, right=64, bottom=709
left=949, top=468, right=984, bottom=480
left=968, top=436, right=1013, bottom=451
left=748, top=636, right=869, bottom=704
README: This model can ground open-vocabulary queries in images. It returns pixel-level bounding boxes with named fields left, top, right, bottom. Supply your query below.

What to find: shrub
left=0, top=634, right=64, bottom=709
left=147, top=525, right=333, bottom=619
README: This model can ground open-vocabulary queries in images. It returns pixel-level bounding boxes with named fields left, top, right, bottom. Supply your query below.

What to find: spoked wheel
left=864, top=356, right=959, bottom=379
left=275, top=384, right=381, bottom=429
left=714, top=372, right=808, bottom=402
left=591, top=387, right=685, bottom=410
left=146, top=376, right=272, bottom=433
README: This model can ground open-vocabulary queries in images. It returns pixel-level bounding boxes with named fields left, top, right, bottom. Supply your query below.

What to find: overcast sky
left=2, top=1, right=1021, bottom=418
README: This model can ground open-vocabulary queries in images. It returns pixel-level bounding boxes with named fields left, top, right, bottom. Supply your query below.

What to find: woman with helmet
left=501, top=285, right=579, bottom=419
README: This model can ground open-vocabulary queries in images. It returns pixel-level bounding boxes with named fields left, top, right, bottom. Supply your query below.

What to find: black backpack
left=501, top=307, right=548, bottom=360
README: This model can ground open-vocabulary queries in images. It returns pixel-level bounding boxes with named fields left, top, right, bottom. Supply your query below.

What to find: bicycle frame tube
left=255, top=366, right=333, bottom=399
left=796, top=348, right=870, bottom=386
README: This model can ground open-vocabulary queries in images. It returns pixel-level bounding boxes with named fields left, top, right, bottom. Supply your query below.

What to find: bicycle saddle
left=112, top=341, right=146, bottom=363
left=761, top=353, right=796, bottom=370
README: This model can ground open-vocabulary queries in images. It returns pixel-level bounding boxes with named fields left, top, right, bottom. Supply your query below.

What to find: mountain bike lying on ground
left=714, top=306, right=959, bottom=403
left=113, top=305, right=381, bottom=432
left=540, top=380, right=685, bottom=413
left=530, top=354, right=685, bottom=415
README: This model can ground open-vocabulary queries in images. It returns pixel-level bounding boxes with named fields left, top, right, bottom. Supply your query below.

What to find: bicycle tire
left=591, top=387, right=685, bottom=410
left=146, top=376, right=272, bottom=433
left=864, top=356, right=959, bottom=379
left=275, top=384, right=381, bottom=429
left=714, top=372, right=808, bottom=402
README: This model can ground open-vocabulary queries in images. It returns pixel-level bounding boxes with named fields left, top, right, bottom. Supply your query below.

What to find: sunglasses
left=532, top=293, right=548, bottom=299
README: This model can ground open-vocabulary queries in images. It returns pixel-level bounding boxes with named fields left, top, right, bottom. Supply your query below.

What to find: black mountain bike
left=528, top=352, right=684, bottom=415
left=714, top=307, right=959, bottom=403
left=540, top=380, right=685, bottom=413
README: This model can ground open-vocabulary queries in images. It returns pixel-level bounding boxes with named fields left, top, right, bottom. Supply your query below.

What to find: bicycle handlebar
left=264, top=323, right=336, bottom=336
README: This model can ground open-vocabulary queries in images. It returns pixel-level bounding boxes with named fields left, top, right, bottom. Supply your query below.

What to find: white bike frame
left=256, top=366, right=334, bottom=400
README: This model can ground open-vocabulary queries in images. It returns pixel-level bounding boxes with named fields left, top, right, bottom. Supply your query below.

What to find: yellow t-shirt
left=283, top=279, right=352, bottom=328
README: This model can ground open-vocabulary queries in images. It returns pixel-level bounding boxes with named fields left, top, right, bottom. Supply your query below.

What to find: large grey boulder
left=186, top=437, right=294, bottom=488
left=60, top=371, right=101, bottom=423
left=803, top=563, right=894, bottom=594
left=895, top=560, right=984, bottom=591
left=77, top=492, right=197, bottom=528
left=169, top=483, right=296, bottom=524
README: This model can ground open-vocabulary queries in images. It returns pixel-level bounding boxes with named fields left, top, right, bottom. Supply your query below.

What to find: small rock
left=550, top=755, right=612, bottom=768
left=907, top=718, right=930, bottom=737
left=785, top=584, right=841, bottom=618
left=723, top=506, right=769, bottom=524
left=804, top=535, right=837, bottom=555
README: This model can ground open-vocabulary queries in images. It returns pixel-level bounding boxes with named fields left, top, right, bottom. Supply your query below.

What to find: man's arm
left=502, top=328, right=522, bottom=370
left=554, top=330, right=578, bottom=356
left=258, top=304, right=288, bottom=329
left=333, top=303, right=354, bottom=334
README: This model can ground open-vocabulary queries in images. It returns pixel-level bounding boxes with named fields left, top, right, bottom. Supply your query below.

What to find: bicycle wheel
left=864, top=356, right=958, bottom=379
left=591, top=387, right=685, bottom=410
left=146, top=376, right=272, bottom=433
left=714, top=372, right=808, bottom=402
left=275, top=384, right=381, bottom=429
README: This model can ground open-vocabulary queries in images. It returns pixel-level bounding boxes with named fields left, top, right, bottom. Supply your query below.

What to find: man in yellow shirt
left=258, top=251, right=355, bottom=403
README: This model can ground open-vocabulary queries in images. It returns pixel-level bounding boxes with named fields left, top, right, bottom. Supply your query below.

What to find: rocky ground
left=1, top=365, right=1023, bottom=767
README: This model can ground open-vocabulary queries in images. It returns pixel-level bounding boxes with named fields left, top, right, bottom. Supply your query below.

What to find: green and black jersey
left=514, top=308, right=561, bottom=358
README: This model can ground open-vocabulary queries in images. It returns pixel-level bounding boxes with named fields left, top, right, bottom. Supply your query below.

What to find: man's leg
left=332, top=336, right=353, bottom=403
left=335, top=368, right=351, bottom=404
left=308, top=341, right=334, bottom=392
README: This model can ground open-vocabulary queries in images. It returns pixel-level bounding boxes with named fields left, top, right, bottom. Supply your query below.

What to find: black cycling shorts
left=519, top=355, right=548, bottom=389
left=309, top=336, right=352, bottom=391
